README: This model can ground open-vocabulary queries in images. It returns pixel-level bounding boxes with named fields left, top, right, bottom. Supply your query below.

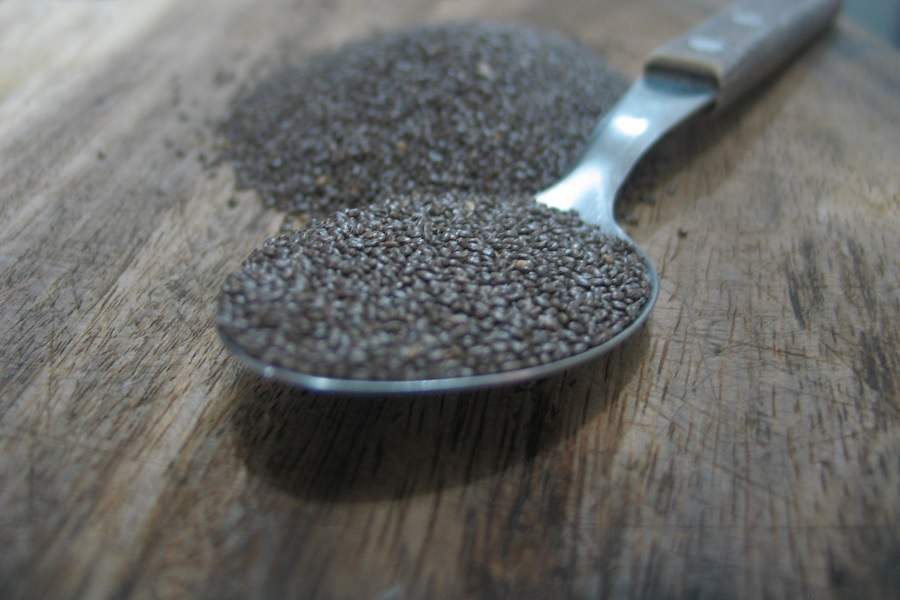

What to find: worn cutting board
left=1, top=0, right=898, bottom=598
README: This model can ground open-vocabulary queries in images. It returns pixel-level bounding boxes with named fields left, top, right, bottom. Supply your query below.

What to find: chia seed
left=216, top=193, right=652, bottom=380
left=217, top=22, right=626, bottom=214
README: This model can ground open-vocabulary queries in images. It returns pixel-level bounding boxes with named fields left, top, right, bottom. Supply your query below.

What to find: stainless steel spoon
left=220, top=0, right=840, bottom=394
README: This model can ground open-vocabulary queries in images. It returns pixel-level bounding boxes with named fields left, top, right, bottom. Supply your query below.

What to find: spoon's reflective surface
left=220, top=0, right=840, bottom=393
left=219, top=72, right=715, bottom=394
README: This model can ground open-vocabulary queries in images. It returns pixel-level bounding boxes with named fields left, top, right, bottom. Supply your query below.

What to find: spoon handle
left=646, top=0, right=841, bottom=109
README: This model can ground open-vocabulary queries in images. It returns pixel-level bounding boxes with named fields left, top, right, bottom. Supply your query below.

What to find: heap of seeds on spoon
left=217, top=193, right=651, bottom=379
left=217, top=22, right=653, bottom=379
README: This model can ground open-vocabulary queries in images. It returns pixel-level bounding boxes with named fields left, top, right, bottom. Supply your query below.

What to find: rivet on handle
left=688, top=36, right=725, bottom=53
left=731, top=9, right=765, bottom=28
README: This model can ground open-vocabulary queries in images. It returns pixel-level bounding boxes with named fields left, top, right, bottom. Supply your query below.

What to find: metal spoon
left=220, top=0, right=840, bottom=394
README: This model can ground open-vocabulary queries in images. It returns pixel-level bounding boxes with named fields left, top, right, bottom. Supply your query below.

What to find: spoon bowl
left=219, top=266, right=657, bottom=394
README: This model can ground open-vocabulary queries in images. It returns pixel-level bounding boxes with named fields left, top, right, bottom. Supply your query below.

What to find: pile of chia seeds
left=217, top=193, right=651, bottom=380
left=218, top=22, right=626, bottom=214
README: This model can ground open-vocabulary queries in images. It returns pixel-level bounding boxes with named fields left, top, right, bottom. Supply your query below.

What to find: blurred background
left=846, top=0, right=900, bottom=47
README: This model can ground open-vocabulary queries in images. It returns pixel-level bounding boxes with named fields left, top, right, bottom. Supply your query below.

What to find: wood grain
left=1, top=0, right=898, bottom=598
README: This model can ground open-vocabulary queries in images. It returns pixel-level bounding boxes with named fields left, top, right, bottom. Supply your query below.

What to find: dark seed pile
left=217, top=193, right=652, bottom=380
left=218, top=22, right=626, bottom=214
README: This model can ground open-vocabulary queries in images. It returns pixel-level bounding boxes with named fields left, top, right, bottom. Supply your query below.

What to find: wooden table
left=2, top=1, right=898, bottom=598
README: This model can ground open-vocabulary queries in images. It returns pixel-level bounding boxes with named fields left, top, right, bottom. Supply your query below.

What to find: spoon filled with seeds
left=217, top=1, right=840, bottom=393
